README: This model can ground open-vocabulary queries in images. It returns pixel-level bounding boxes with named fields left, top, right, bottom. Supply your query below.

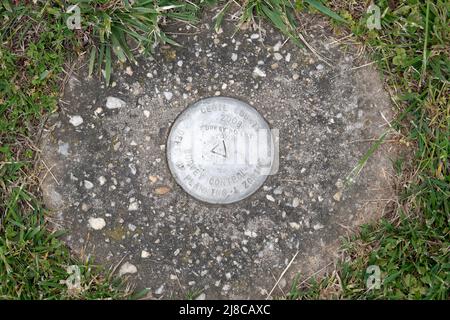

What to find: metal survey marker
left=166, top=97, right=277, bottom=204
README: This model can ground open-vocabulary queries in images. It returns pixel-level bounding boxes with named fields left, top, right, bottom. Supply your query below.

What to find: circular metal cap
left=167, top=97, right=275, bottom=204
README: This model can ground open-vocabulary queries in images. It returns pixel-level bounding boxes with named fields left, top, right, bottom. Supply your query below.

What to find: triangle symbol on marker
left=211, top=140, right=227, bottom=158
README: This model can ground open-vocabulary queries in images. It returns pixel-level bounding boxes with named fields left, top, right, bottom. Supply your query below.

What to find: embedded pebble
left=119, top=262, right=137, bottom=276
left=84, top=180, right=94, bottom=190
left=253, top=67, right=266, bottom=78
left=141, top=250, right=151, bottom=258
left=98, top=176, right=106, bottom=186
left=128, top=202, right=139, bottom=211
left=106, top=96, right=126, bottom=109
left=333, top=191, right=342, bottom=202
left=313, top=223, right=324, bottom=230
left=163, top=91, right=173, bottom=101
left=88, top=217, right=106, bottom=230
left=69, top=115, right=83, bottom=127
left=289, top=222, right=301, bottom=230
left=274, top=53, right=283, bottom=61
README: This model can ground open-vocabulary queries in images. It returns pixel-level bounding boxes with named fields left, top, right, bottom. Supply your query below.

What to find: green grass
left=1, top=0, right=448, bottom=300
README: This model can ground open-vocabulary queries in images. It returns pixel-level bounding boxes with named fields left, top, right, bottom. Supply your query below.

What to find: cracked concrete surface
left=41, top=10, right=398, bottom=299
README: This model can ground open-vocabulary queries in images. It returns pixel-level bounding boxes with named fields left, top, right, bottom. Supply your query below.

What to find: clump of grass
left=214, top=0, right=346, bottom=48
left=62, top=0, right=201, bottom=85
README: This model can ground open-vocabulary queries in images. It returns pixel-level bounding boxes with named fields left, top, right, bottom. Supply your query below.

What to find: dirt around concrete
left=41, top=10, right=398, bottom=299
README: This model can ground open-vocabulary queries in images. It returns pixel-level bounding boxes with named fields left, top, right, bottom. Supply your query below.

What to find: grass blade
left=304, top=0, right=347, bottom=23
left=105, top=46, right=111, bottom=86
left=88, top=46, right=96, bottom=77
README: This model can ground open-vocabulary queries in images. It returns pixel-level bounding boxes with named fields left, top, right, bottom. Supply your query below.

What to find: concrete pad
left=41, top=11, right=397, bottom=299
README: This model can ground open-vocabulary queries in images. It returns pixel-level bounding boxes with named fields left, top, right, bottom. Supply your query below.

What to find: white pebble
left=231, top=53, right=238, bottom=61
left=273, top=41, right=282, bottom=52
left=285, top=53, right=291, bottom=62
left=163, top=91, right=173, bottom=101
left=253, top=67, right=266, bottom=78
left=289, top=222, right=301, bottom=230
left=313, top=223, right=324, bottom=230
left=88, top=217, right=106, bottom=230
left=106, top=96, right=126, bottom=109
left=141, top=250, right=151, bottom=258
left=84, top=180, right=94, bottom=189
left=128, top=202, right=139, bottom=211
left=274, top=52, right=283, bottom=61
left=98, top=176, right=106, bottom=186
left=69, top=115, right=83, bottom=127
left=119, top=262, right=137, bottom=276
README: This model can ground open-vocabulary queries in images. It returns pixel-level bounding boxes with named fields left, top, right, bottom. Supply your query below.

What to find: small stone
left=98, top=176, right=106, bottom=186
left=174, top=248, right=181, bottom=256
left=84, top=180, right=94, bottom=190
left=289, top=222, right=301, bottom=230
left=128, top=163, right=137, bottom=175
left=271, top=63, right=279, bottom=70
left=177, top=60, right=183, bottom=67
left=128, top=202, right=139, bottom=211
left=292, top=197, right=300, bottom=208
left=88, top=217, right=106, bottom=230
left=273, top=41, right=282, bottom=52
left=69, top=115, right=83, bottom=127
left=244, top=230, right=257, bottom=238
left=148, top=176, right=158, bottom=183
left=143, top=110, right=150, bottom=118
left=266, top=194, right=275, bottom=202
left=195, top=293, right=206, bottom=300
left=231, top=53, right=238, bottom=61
left=313, top=223, right=324, bottom=230
left=155, top=285, right=165, bottom=295
left=119, top=262, right=137, bottom=276
left=58, top=142, right=69, bottom=156
left=250, top=33, right=259, bottom=40
left=163, top=91, right=173, bottom=101
left=154, top=186, right=171, bottom=195
left=292, top=73, right=300, bottom=80
left=333, top=191, right=342, bottom=202
left=274, top=52, right=283, bottom=61
left=316, top=64, right=324, bottom=70
left=106, top=96, right=126, bottom=109
left=253, top=67, right=266, bottom=78
left=128, top=223, right=137, bottom=232
left=81, top=203, right=89, bottom=212
left=273, top=187, right=283, bottom=195
left=141, top=250, right=151, bottom=258
left=285, top=53, right=291, bottom=62
left=125, top=66, right=133, bottom=76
